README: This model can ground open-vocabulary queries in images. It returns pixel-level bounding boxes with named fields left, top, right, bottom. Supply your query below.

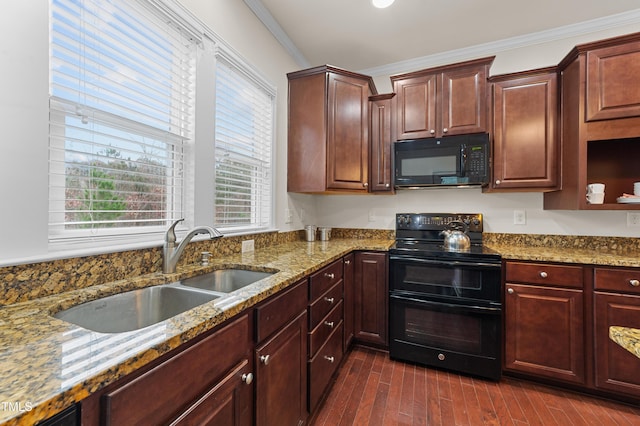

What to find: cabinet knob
left=324, top=297, right=335, bottom=304
left=241, top=373, right=253, bottom=385
left=324, top=356, right=335, bottom=363
left=260, top=355, right=270, bottom=365
left=385, top=183, right=390, bottom=188
left=539, top=271, right=548, bottom=278
left=630, top=279, right=640, bottom=287
left=344, top=260, right=351, bottom=265
left=324, top=321, right=334, bottom=328
left=324, top=273, right=335, bottom=279
left=430, top=129, right=435, bottom=135
left=363, top=182, right=368, bottom=187
left=437, top=353, right=445, bottom=361
left=507, top=288, right=514, bottom=294
left=495, top=180, right=501, bottom=185
left=442, top=128, right=448, bottom=133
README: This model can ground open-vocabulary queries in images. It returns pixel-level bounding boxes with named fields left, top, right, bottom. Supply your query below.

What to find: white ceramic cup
left=587, top=183, right=605, bottom=194
left=586, top=192, right=605, bottom=204
left=634, top=182, right=640, bottom=196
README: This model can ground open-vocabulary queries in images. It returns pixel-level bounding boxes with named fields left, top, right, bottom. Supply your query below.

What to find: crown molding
left=243, top=0, right=311, bottom=68
left=359, top=8, right=640, bottom=76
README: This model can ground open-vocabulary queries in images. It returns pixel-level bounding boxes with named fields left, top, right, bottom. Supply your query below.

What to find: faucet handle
left=166, top=218, right=185, bottom=244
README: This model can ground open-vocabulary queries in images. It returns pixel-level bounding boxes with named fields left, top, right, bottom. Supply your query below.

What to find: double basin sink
left=54, top=269, right=275, bottom=333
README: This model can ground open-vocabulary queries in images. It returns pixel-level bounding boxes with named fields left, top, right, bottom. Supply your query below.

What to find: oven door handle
left=389, top=255, right=501, bottom=269
left=390, top=293, right=502, bottom=314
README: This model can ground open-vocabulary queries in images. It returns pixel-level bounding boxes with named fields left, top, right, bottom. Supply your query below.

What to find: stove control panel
left=396, top=213, right=483, bottom=232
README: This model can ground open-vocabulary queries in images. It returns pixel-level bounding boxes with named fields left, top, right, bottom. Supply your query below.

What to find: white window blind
left=214, top=55, right=274, bottom=232
left=49, top=0, right=196, bottom=241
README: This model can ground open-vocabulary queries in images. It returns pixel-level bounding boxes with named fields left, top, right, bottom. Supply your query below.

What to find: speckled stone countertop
left=0, top=238, right=393, bottom=425
left=610, top=326, right=640, bottom=359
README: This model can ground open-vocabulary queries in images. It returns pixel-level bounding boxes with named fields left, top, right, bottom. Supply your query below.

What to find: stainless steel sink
left=53, top=285, right=219, bottom=333
left=179, top=269, right=274, bottom=293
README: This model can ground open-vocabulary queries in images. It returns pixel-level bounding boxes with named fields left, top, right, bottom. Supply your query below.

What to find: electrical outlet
left=627, top=212, right=640, bottom=227
left=285, top=208, right=293, bottom=224
left=368, top=209, right=376, bottom=222
left=241, top=239, right=254, bottom=252
left=513, top=210, right=526, bottom=225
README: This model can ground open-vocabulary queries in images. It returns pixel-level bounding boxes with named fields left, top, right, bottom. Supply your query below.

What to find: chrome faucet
left=163, top=219, right=223, bottom=274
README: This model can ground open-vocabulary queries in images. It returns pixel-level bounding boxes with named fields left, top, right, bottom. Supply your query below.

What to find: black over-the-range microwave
left=393, top=132, right=490, bottom=188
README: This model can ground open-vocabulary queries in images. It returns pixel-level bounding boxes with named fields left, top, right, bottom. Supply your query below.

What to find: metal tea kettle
left=440, top=221, right=471, bottom=252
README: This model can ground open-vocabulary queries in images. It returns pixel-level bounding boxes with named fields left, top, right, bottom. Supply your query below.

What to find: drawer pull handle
left=241, top=373, right=253, bottom=385
left=507, top=288, right=514, bottom=295
left=324, top=273, right=335, bottom=279
left=539, top=271, right=548, bottom=278
left=260, top=355, right=270, bottom=365
left=324, top=297, right=335, bottom=304
left=324, top=321, right=334, bottom=328
left=630, top=279, right=640, bottom=287
left=324, top=356, right=335, bottom=363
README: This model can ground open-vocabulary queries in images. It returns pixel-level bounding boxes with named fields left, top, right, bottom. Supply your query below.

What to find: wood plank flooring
left=310, top=346, right=640, bottom=426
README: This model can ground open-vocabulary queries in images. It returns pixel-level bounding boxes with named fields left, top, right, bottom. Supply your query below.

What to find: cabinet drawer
left=506, top=261, right=583, bottom=288
left=255, top=278, right=308, bottom=343
left=594, top=267, right=640, bottom=295
left=309, top=321, right=344, bottom=411
left=309, top=281, right=343, bottom=329
left=103, top=314, right=250, bottom=425
left=309, top=300, right=343, bottom=358
left=310, top=259, right=343, bottom=300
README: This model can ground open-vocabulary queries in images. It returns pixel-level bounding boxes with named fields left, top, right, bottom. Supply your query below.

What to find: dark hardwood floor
left=311, top=346, right=640, bottom=426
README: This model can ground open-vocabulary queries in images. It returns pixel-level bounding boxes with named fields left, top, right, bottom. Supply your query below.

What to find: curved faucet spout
left=163, top=219, right=223, bottom=274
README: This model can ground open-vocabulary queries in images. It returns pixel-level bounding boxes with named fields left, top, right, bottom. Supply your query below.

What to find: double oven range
left=389, top=213, right=503, bottom=381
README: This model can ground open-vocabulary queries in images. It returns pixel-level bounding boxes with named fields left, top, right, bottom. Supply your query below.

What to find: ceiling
left=244, top=0, right=640, bottom=74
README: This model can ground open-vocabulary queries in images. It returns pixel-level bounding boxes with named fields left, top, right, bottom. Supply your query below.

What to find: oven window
left=405, top=306, right=481, bottom=353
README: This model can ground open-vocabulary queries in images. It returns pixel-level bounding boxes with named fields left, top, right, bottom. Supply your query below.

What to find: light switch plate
left=513, top=210, right=526, bottom=225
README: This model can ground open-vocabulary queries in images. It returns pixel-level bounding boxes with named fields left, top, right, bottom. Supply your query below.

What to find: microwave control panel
left=466, top=144, right=488, bottom=181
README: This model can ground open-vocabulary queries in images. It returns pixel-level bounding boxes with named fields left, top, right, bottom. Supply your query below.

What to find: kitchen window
left=213, top=52, right=275, bottom=233
left=48, top=0, right=198, bottom=246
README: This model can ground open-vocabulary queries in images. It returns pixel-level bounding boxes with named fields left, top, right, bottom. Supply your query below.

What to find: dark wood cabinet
left=489, top=68, right=559, bottom=191
left=369, top=93, right=395, bottom=192
left=593, top=267, right=640, bottom=398
left=544, top=32, right=640, bottom=210
left=391, top=57, right=493, bottom=140
left=255, top=279, right=308, bottom=426
left=287, top=65, right=376, bottom=194
left=354, top=251, right=388, bottom=348
left=98, top=314, right=253, bottom=426
left=307, top=259, right=344, bottom=411
left=504, top=261, right=585, bottom=385
left=586, top=40, right=640, bottom=121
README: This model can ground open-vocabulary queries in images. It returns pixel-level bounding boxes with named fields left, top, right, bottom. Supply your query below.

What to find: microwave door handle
left=459, top=144, right=467, bottom=177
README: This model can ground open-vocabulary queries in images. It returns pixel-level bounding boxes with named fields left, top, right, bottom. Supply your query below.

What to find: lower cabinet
left=254, top=279, right=308, bottom=426
left=89, top=313, right=254, bottom=426
left=354, top=251, right=388, bottom=347
left=593, top=267, right=640, bottom=398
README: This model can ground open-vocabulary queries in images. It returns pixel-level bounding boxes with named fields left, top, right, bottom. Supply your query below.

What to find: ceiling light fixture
left=372, top=0, right=395, bottom=8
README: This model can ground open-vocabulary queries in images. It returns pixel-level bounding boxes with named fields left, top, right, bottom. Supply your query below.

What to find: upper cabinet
left=369, top=93, right=395, bottom=193
left=544, top=32, right=640, bottom=210
left=391, top=57, right=494, bottom=140
left=287, top=65, right=376, bottom=194
left=489, top=68, right=559, bottom=191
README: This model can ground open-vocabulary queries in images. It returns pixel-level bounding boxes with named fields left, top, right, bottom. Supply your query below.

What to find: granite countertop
left=610, top=326, right=640, bottom=359
left=0, top=238, right=393, bottom=425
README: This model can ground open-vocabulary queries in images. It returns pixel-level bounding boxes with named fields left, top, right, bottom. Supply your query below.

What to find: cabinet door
left=492, top=72, right=558, bottom=190
left=393, top=73, right=437, bottom=140
left=586, top=40, right=640, bottom=121
left=441, top=65, right=488, bottom=137
left=171, top=360, right=253, bottom=426
left=594, top=292, right=640, bottom=397
left=504, top=283, right=585, bottom=384
left=326, top=72, right=370, bottom=191
left=369, top=94, right=394, bottom=192
left=343, top=254, right=355, bottom=349
left=354, top=252, right=388, bottom=347
left=255, top=311, right=308, bottom=426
